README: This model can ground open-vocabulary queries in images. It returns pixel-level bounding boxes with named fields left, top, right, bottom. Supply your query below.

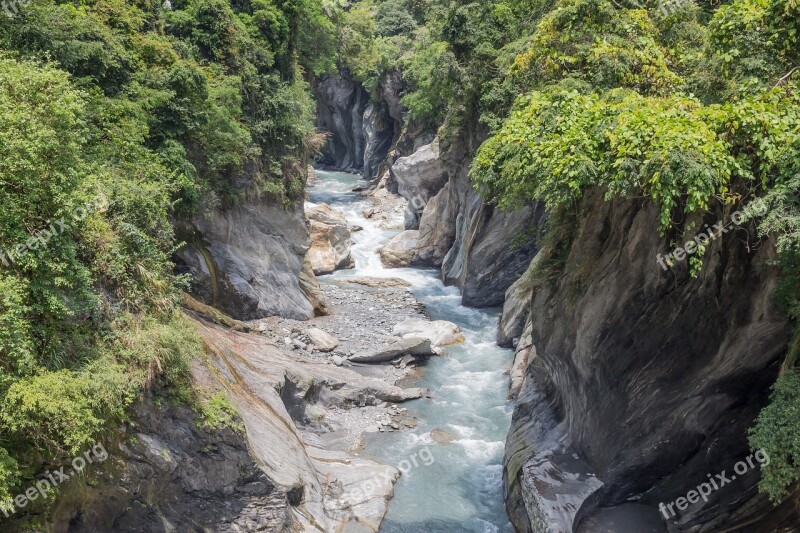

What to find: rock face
left=392, top=318, right=464, bottom=348
left=497, top=255, right=540, bottom=347
left=363, top=102, right=394, bottom=181
left=307, top=203, right=354, bottom=275
left=175, top=197, right=316, bottom=321
left=41, top=397, right=292, bottom=532
left=195, top=318, right=424, bottom=531
left=504, top=189, right=799, bottom=532
left=381, top=131, right=546, bottom=307
left=390, top=141, right=449, bottom=229
left=315, top=73, right=368, bottom=173
left=315, top=73, right=396, bottom=180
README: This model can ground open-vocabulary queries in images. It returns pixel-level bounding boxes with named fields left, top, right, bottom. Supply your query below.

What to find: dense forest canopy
left=0, top=0, right=798, bottom=516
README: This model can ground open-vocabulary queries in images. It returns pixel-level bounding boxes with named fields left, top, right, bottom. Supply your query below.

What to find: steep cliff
left=383, top=129, right=546, bottom=307
left=502, top=189, right=800, bottom=532
left=175, top=195, right=318, bottom=321
left=314, top=72, right=398, bottom=180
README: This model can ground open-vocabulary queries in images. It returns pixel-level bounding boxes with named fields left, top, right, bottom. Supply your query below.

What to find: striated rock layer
left=175, top=195, right=318, bottom=321
left=381, top=130, right=547, bottom=307
left=314, top=72, right=397, bottom=180
left=502, top=189, right=800, bottom=532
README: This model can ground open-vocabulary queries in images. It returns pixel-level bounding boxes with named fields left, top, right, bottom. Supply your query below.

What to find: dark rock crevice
left=313, top=71, right=400, bottom=180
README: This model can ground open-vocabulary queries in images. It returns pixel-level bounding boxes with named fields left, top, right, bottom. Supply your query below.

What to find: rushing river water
left=309, top=169, right=515, bottom=533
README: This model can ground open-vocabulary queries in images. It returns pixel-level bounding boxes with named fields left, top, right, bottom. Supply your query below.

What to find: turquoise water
left=309, top=170, right=514, bottom=533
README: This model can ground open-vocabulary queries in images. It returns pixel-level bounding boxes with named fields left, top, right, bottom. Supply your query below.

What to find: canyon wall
left=314, top=72, right=398, bottom=180
left=383, top=129, right=546, bottom=307
left=501, top=189, right=800, bottom=532
left=175, top=194, right=319, bottom=321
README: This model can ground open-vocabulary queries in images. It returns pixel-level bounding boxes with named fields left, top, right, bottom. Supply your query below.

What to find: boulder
left=306, top=203, right=354, bottom=275
left=391, top=140, right=448, bottom=229
left=306, top=327, right=340, bottom=352
left=392, top=318, right=464, bottom=348
left=378, top=230, right=419, bottom=268
left=349, top=337, right=434, bottom=363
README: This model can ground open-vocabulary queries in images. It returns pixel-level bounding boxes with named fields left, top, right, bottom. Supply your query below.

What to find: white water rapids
left=309, top=169, right=515, bottom=533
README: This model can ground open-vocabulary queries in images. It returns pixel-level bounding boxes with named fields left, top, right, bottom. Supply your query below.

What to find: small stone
left=331, top=355, right=344, bottom=366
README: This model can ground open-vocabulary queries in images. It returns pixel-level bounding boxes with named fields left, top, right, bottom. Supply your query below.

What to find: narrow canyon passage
left=308, top=170, right=515, bottom=532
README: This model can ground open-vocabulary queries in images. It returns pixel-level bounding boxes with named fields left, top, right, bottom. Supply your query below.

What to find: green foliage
left=512, top=0, right=680, bottom=93
left=376, top=0, right=417, bottom=37
left=749, top=369, right=800, bottom=503
left=0, top=0, right=335, bottom=507
left=400, top=38, right=458, bottom=126
left=196, top=391, right=244, bottom=432
left=471, top=87, right=745, bottom=231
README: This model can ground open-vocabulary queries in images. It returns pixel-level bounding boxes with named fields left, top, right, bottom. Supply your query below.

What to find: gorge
left=1, top=0, right=800, bottom=532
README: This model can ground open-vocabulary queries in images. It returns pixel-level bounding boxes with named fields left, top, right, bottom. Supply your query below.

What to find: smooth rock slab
left=349, top=337, right=434, bottom=363
left=392, top=318, right=464, bottom=348
left=521, top=452, right=604, bottom=533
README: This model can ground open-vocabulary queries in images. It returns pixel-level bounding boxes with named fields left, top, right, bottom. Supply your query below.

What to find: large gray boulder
left=391, top=141, right=448, bottom=229
left=306, top=203, right=354, bottom=275
left=176, top=197, right=315, bottom=320
left=305, top=327, right=340, bottom=352
left=378, top=230, right=419, bottom=268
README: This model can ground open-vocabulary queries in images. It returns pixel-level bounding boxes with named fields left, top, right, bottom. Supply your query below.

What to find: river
left=309, top=169, right=515, bottom=533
